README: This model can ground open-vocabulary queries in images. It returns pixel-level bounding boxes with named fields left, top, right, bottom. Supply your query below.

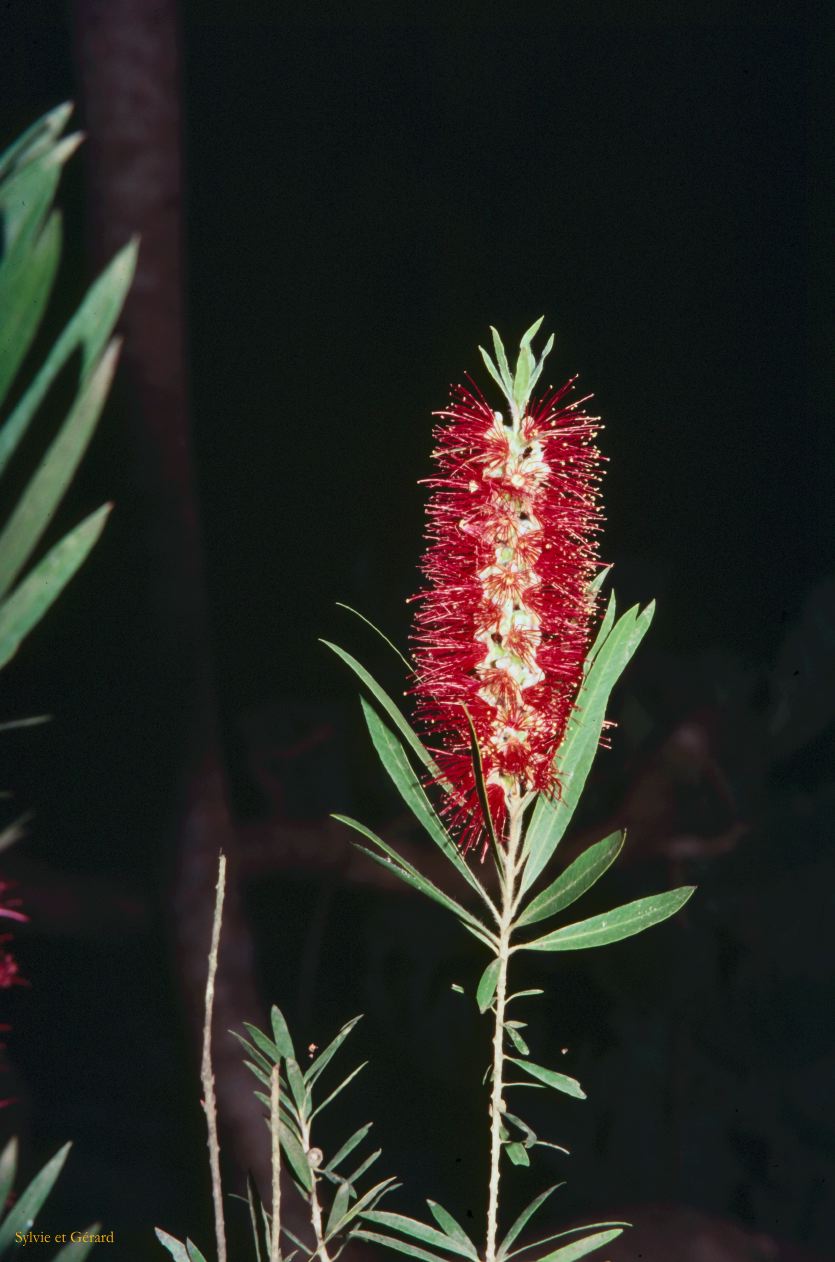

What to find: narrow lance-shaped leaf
left=271, top=1005, right=295, bottom=1059
left=0, top=1143, right=71, bottom=1253
left=154, top=1231, right=190, bottom=1262
left=476, top=957, right=501, bottom=1013
left=507, top=1057, right=586, bottom=1099
left=515, top=831, right=624, bottom=928
left=497, top=1184, right=564, bottom=1260
left=361, top=1211, right=475, bottom=1261
left=360, top=698, right=497, bottom=916
left=0, top=1137, right=17, bottom=1211
left=324, top=1122, right=373, bottom=1173
left=520, top=602, right=654, bottom=895
left=0, top=211, right=62, bottom=405
left=520, top=1227, right=624, bottom=1262
left=0, top=503, right=112, bottom=671
left=425, top=1201, right=478, bottom=1258
left=53, top=1227, right=100, bottom=1261
left=353, top=1229, right=455, bottom=1262
left=521, top=886, right=696, bottom=952
left=0, top=338, right=121, bottom=600
left=305, top=1014, right=363, bottom=1087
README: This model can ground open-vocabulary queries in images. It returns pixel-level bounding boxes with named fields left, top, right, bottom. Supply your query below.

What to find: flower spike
left=411, top=322, right=605, bottom=852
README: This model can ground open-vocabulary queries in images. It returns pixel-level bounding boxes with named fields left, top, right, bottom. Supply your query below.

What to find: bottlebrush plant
left=159, top=323, right=694, bottom=1262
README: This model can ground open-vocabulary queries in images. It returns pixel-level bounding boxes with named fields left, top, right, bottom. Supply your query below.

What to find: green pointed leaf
left=342, top=1146, right=381, bottom=1188
left=519, top=1227, right=624, bottom=1262
left=270, top=1005, right=295, bottom=1059
left=479, top=346, right=510, bottom=398
left=521, top=886, right=695, bottom=952
left=515, top=832, right=624, bottom=928
left=0, top=337, right=121, bottom=600
left=519, top=316, right=545, bottom=351
left=360, top=698, right=497, bottom=916
left=53, top=1226, right=100, bottom=1260
left=507, top=1057, right=586, bottom=1099
left=503, top=1110, right=537, bottom=1148
left=325, top=1180, right=353, bottom=1239
left=425, top=1201, right=478, bottom=1258
left=513, top=346, right=534, bottom=412
left=507, top=988, right=544, bottom=1004
left=154, top=1230, right=189, bottom=1262
left=504, top=1141, right=530, bottom=1167
left=585, top=590, right=616, bottom=668
left=186, top=1242, right=210, bottom=1262
left=528, top=332, right=555, bottom=394
left=0, top=1136, right=17, bottom=1210
left=521, top=602, right=654, bottom=896
left=324, top=1123, right=373, bottom=1174
left=0, top=239, right=137, bottom=479
left=497, top=1184, right=564, bottom=1259
left=461, top=703, right=499, bottom=853
left=0, top=211, right=61, bottom=406
left=334, top=604, right=412, bottom=670
left=285, top=1057, right=308, bottom=1117
left=322, top=641, right=443, bottom=784
left=245, top=1171, right=266, bottom=1262
left=335, top=816, right=491, bottom=935
left=489, top=327, right=514, bottom=392
left=0, top=503, right=111, bottom=671
left=505, top=1024, right=530, bottom=1055
left=277, top=1119, right=313, bottom=1193
left=0, top=1143, right=71, bottom=1252
left=305, top=1014, right=363, bottom=1087
left=243, top=1021, right=282, bottom=1065
left=326, top=1176, right=397, bottom=1236
left=363, top=1211, right=474, bottom=1260
left=310, top=1061, right=367, bottom=1120
left=0, top=103, right=73, bottom=183
left=353, top=1229, right=453, bottom=1262
left=476, top=957, right=501, bottom=1013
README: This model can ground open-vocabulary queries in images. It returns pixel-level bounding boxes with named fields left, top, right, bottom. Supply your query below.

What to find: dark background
left=1, top=2, right=832, bottom=1259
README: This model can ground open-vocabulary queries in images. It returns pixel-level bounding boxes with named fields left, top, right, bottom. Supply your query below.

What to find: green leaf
left=0, top=1137, right=17, bottom=1211
left=360, top=698, right=497, bottom=916
left=245, top=1171, right=266, bottom=1262
left=353, top=1229, right=453, bottom=1262
left=0, top=1143, right=71, bottom=1253
left=325, top=1176, right=397, bottom=1237
left=0, top=102, right=73, bottom=183
left=306, top=1014, right=363, bottom=1087
left=270, top=1005, right=295, bottom=1059
left=0, top=239, right=137, bottom=479
left=507, top=988, right=544, bottom=1004
left=310, top=1061, right=367, bottom=1120
left=324, top=1123, right=373, bottom=1174
left=503, top=1110, right=537, bottom=1148
left=425, top=1201, right=478, bottom=1258
left=585, top=590, right=616, bottom=668
left=479, top=346, right=510, bottom=399
left=505, top=1024, right=530, bottom=1056
left=277, top=1119, right=313, bottom=1193
left=243, top=1021, right=282, bottom=1066
left=285, top=1057, right=309, bottom=1118
left=489, top=327, right=513, bottom=392
left=461, top=704, right=499, bottom=853
left=513, top=345, right=534, bottom=413
left=186, top=1242, right=210, bottom=1262
left=519, top=1227, right=624, bottom=1262
left=507, top=1057, right=586, bottom=1099
left=334, top=603, right=412, bottom=670
left=154, top=1230, right=189, bottom=1262
left=497, top=1184, right=564, bottom=1259
left=520, top=602, right=654, bottom=896
left=53, top=1226, right=100, bottom=1260
left=0, top=211, right=61, bottom=406
left=515, top=832, right=624, bottom=928
left=504, top=1141, right=530, bottom=1167
left=0, top=503, right=111, bottom=671
left=476, top=957, right=501, bottom=1013
left=362, top=1211, right=473, bottom=1260
left=325, top=1180, right=353, bottom=1239
left=321, top=641, right=442, bottom=784
left=519, top=316, right=545, bottom=352
left=0, top=338, right=121, bottom=600
left=521, top=887, right=695, bottom=952
left=527, top=332, right=555, bottom=395
left=342, top=1146, right=381, bottom=1188
left=335, top=816, right=491, bottom=935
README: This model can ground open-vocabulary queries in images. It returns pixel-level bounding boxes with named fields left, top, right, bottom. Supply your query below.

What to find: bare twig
left=202, top=851, right=228, bottom=1262
left=271, top=1064, right=282, bottom=1262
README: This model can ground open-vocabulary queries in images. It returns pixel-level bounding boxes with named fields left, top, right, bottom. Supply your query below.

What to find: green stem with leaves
left=485, top=793, right=524, bottom=1262
left=298, top=1110, right=332, bottom=1262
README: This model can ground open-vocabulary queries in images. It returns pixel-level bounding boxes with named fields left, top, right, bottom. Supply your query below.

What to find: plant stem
left=299, top=1112, right=332, bottom=1262
left=485, top=795, right=523, bottom=1262
left=270, top=1065, right=281, bottom=1262
left=202, top=852, right=228, bottom=1262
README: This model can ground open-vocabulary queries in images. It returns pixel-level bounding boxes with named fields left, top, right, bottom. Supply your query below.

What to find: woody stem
left=485, top=794, right=523, bottom=1262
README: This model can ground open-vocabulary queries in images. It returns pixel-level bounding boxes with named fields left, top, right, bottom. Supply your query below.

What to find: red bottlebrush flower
left=410, top=321, right=604, bottom=852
